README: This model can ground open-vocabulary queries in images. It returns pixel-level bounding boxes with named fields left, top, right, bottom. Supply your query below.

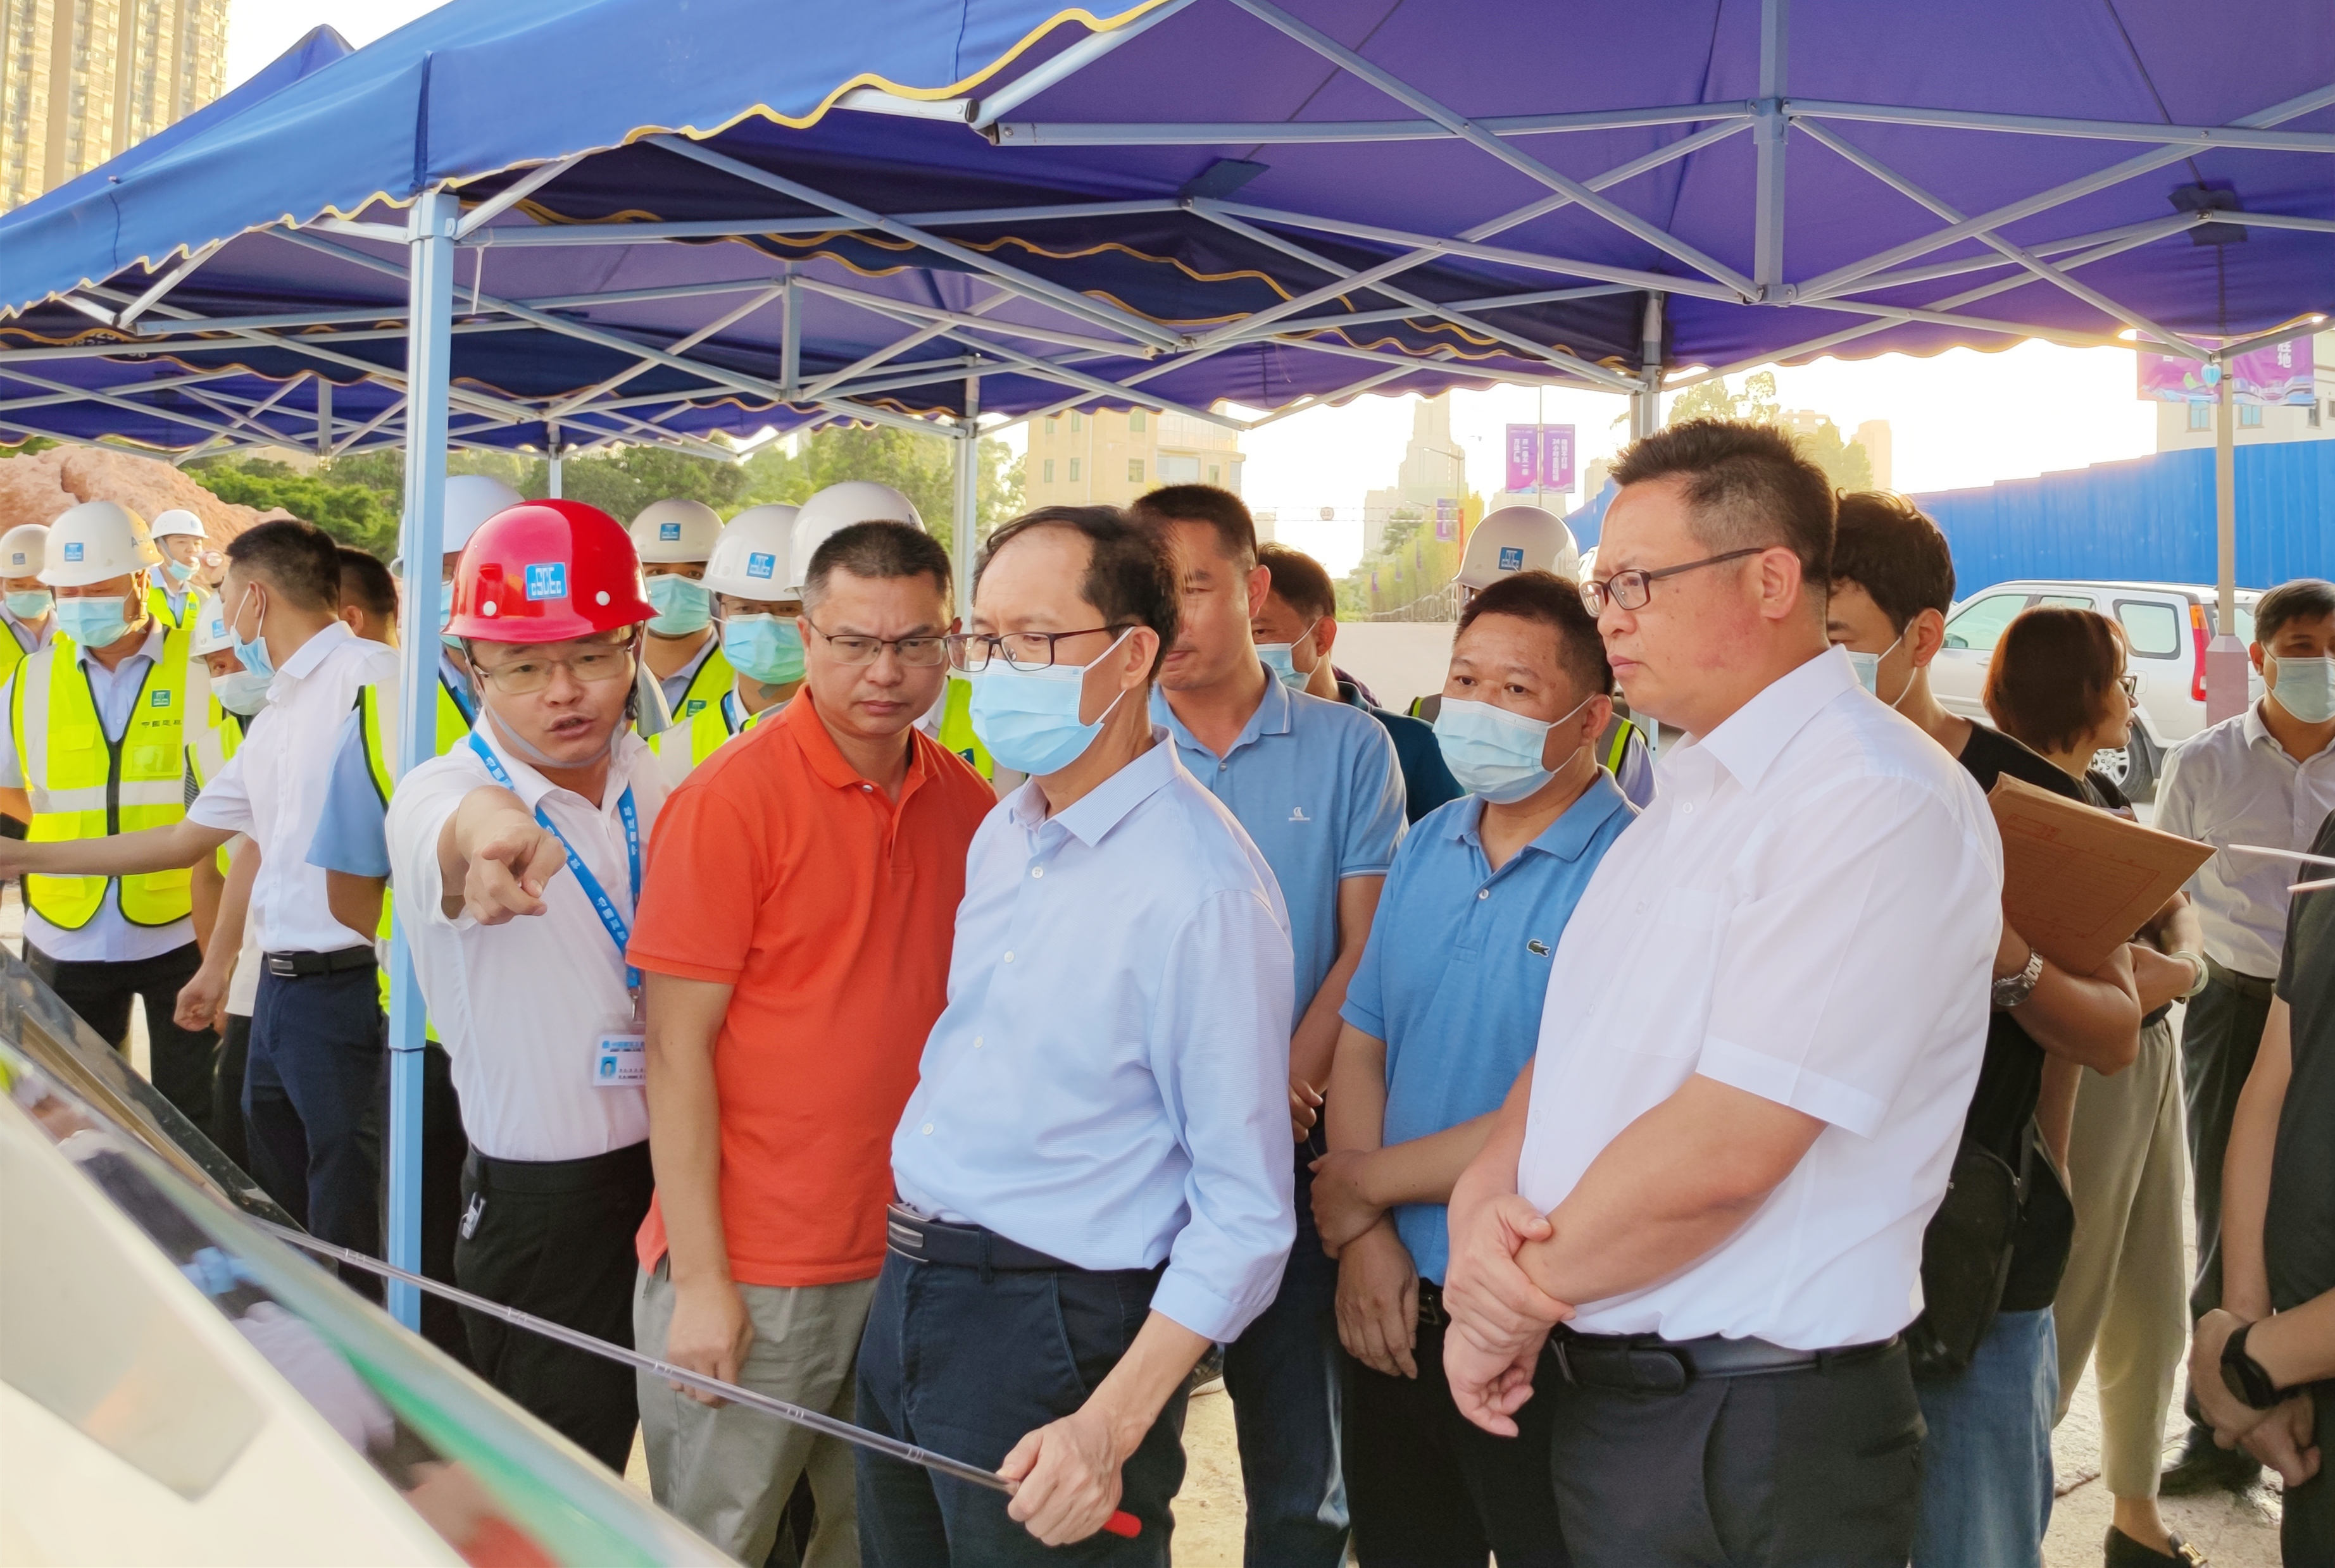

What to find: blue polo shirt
left=1155, top=669, right=1406, bottom=1023
left=1341, top=772, right=1637, bottom=1283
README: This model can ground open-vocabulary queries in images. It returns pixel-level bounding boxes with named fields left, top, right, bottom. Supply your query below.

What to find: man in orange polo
left=629, top=520, right=994, bottom=1566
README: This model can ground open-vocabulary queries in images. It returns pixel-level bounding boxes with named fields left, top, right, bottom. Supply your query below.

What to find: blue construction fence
left=1912, top=441, right=2332, bottom=593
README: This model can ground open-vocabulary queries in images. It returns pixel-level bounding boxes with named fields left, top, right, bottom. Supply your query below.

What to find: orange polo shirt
left=630, top=694, right=994, bottom=1286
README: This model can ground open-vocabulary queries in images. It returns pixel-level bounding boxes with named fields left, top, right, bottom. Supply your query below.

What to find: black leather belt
left=263, top=945, right=376, bottom=978
left=885, top=1204, right=1073, bottom=1273
left=1416, top=1279, right=1449, bottom=1328
left=1548, top=1328, right=1898, bottom=1394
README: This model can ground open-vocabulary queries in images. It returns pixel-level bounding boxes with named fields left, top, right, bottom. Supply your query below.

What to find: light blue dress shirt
left=308, top=652, right=475, bottom=879
left=1153, top=670, right=1406, bottom=1022
left=892, top=730, right=1298, bottom=1343
left=1341, top=772, right=1636, bottom=1283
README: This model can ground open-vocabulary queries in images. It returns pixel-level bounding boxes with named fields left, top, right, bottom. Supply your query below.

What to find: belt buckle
left=1551, top=1336, right=1575, bottom=1386
left=265, top=954, right=296, bottom=977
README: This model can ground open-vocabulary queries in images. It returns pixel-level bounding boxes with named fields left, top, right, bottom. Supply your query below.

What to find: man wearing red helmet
left=379, top=500, right=669, bottom=1470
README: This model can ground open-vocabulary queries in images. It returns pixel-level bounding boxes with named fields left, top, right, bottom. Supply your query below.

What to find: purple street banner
left=2136, top=337, right=2315, bottom=406
left=1505, top=424, right=1578, bottom=492
left=1434, top=497, right=1460, bottom=541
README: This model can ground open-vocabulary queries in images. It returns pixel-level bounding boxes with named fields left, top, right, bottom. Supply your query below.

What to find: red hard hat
left=447, top=500, right=654, bottom=642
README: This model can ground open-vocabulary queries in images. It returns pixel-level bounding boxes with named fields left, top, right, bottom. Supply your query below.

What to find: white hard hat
left=40, top=499, right=161, bottom=587
left=788, top=482, right=923, bottom=595
left=191, top=595, right=236, bottom=657
left=444, top=474, right=525, bottom=556
left=1456, top=505, right=1580, bottom=590
left=149, top=507, right=208, bottom=542
left=0, top=523, right=48, bottom=576
left=630, top=497, right=723, bottom=564
left=703, top=504, right=801, bottom=600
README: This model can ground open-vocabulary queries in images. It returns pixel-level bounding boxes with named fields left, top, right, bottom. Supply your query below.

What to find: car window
left=1943, top=593, right=2029, bottom=652
left=2034, top=594, right=2094, bottom=610
left=2115, top=600, right=2182, bottom=658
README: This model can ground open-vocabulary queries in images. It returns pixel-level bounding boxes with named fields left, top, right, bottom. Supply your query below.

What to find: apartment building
left=3, top=0, right=229, bottom=211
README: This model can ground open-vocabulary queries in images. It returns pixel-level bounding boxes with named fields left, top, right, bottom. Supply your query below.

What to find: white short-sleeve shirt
left=1517, top=647, right=2003, bottom=1350
left=384, top=721, right=666, bottom=1162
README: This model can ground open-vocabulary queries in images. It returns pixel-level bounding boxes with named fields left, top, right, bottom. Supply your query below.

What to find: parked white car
left=1930, top=579, right=2263, bottom=800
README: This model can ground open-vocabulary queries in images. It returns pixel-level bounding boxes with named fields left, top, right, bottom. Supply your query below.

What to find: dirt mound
left=0, top=447, right=293, bottom=540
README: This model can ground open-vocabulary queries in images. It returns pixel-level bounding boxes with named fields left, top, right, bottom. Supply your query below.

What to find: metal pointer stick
left=249, top=1219, right=1142, bottom=1539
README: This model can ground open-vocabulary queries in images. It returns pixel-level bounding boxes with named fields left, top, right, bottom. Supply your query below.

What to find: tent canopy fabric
left=3, top=0, right=2329, bottom=461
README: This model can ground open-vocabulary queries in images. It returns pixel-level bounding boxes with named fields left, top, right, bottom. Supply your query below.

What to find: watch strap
left=2220, top=1319, right=2282, bottom=1410
left=1991, top=947, right=2044, bottom=1012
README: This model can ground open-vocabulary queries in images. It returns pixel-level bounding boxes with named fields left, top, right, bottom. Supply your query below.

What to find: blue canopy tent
left=5, top=0, right=2329, bottom=1329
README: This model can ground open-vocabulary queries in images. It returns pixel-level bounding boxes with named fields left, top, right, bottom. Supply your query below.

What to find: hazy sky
left=227, top=4, right=2164, bottom=578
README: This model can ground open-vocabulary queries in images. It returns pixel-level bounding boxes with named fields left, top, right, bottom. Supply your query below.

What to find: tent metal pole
left=990, top=101, right=1755, bottom=147
left=548, top=420, right=563, bottom=498
left=315, top=376, right=332, bottom=456
left=2207, top=361, right=2247, bottom=723
left=954, top=378, right=979, bottom=623
left=1753, top=0, right=1789, bottom=297
left=387, top=185, right=460, bottom=1333
left=967, top=0, right=1196, bottom=130
left=1631, top=293, right=1665, bottom=442
left=1781, top=99, right=2335, bottom=154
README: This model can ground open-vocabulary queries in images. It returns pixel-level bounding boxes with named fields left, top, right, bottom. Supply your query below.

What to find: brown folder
left=1988, top=775, right=2213, bottom=974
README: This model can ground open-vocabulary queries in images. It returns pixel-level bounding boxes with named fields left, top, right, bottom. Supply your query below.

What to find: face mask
left=1256, top=619, right=1322, bottom=691
left=645, top=573, right=714, bottom=636
left=212, top=669, right=271, bottom=716
left=6, top=590, right=52, bottom=621
left=2270, top=653, right=2335, bottom=725
left=1846, top=630, right=1909, bottom=707
left=54, top=595, right=134, bottom=649
left=162, top=556, right=197, bottom=585
left=1434, top=694, right=1591, bottom=805
left=968, top=630, right=1135, bottom=777
left=228, top=585, right=275, bottom=681
left=722, top=614, right=805, bottom=687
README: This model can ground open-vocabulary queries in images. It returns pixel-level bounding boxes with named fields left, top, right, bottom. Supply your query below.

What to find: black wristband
left=2220, top=1319, right=2283, bottom=1411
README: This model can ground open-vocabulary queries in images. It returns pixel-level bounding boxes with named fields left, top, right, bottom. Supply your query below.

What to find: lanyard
left=467, top=731, right=641, bottom=990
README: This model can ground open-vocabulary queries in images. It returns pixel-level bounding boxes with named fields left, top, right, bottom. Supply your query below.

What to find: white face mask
left=2269, top=652, right=2335, bottom=725
left=1432, top=693, right=1594, bottom=804
left=1846, top=630, right=1911, bottom=710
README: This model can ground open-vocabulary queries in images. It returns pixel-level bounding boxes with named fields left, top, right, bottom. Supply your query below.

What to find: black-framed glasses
left=946, top=625, right=1129, bottom=672
left=804, top=618, right=949, bottom=668
left=1581, top=547, right=1767, bottom=615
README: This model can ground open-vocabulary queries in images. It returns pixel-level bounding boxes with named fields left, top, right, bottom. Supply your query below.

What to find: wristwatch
left=2221, top=1320, right=2284, bottom=1410
left=2174, top=950, right=2211, bottom=1000
left=1991, top=947, right=2044, bottom=1012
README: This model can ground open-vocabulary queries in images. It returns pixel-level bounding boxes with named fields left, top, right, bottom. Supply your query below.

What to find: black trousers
left=2182, top=962, right=2278, bottom=1325
left=857, top=1248, right=1186, bottom=1566
left=1344, top=1294, right=1569, bottom=1568
left=1541, top=1338, right=1924, bottom=1567
left=2288, top=1383, right=2335, bottom=1565
left=27, top=939, right=215, bottom=1131
left=454, top=1140, right=654, bottom=1472
left=245, top=964, right=384, bottom=1300
left=372, top=1041, right=473, bottom=1369
left=212, top=1012, right=251, bottom=1171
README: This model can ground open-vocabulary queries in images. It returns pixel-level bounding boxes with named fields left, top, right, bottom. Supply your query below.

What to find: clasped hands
left=2189, top=1308, right=2320, bottom=1489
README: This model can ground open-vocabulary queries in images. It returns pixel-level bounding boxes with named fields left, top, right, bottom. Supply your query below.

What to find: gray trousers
left=634, top=1260, right=877, bottom=1567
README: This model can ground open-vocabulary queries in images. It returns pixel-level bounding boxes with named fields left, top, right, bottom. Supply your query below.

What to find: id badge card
left=592, top=1031, right=646, bottom=1088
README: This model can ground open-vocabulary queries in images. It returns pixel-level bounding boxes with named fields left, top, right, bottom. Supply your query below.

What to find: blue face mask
left=161, top=555, right=197, bottom=585
left=1256, top=619, right=1321, bottom=691
left=722, top=613, right=805, bottom=687
left=645, top=572, right=714, bottom=636
left=2270, top=653, right=2335, bottom=725
left=1845, top=630, right=1910, bottom=709
left=212, top=669, right=271, bottom=717
left=1434, top=694, right=1591, bottom=804
left=228, top=585, right=276, bottom=681
left=6, top=589, right=52, bottom=621
left=968, top=630, right=1134, bottom=777
left=54, top=595, right=135, bottom=650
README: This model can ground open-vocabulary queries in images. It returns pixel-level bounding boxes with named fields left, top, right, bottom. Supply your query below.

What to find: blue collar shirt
left=891, top=730, right=1298, bottom=1344
left=1153, top=669, right=1406, bottom=1021
left=1342, top=773, right=1637, bottom=1283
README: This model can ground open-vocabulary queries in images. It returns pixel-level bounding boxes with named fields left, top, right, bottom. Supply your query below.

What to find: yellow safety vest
left=667, top=640, right=735, bottom=726
left=146, top=582, right=201, bottom=633
left=184, top=692, right=246, bottom=876
left=934, top=674, right=996, bottom=780
left=648, top=685, right=772, bottom=787
left=0, top=619, right=42, bottom=690
left=9, top=626, right=196, bottom=929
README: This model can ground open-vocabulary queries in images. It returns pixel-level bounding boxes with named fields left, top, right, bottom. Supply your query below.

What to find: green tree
left=737, top=425, right=1022, bottom=559
left=1, top=435, right=59, bottom=458
left=1656, top=371, right=1872, bottom=491
left=185, top=456, right=401, bottom=555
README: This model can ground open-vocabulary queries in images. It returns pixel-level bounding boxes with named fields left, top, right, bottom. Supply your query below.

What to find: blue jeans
left=855, top=1250, right=1186, bottom=1565
left=1912, top=1307, right=2059, bottom=1568
left=1224, top=1160, right=1348, bottom=1567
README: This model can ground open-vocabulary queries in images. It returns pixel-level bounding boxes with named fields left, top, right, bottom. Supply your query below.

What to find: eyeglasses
left=806, top=619, right=949, bottom=668
left=473, top=637, right=635, bottom=695
left=946, top=625, right=1129, bottom=672
left=1580, top=547, right=1768, bottom=615
left=2118, top=673, right=2139, bottom=700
